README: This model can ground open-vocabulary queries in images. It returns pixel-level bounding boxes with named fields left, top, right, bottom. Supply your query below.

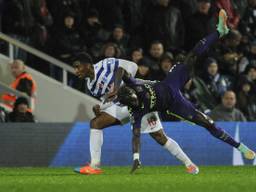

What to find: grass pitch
left=0, top=166, right=255, bottom=192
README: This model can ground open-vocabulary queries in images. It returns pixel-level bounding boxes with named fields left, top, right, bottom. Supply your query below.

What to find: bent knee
left=90, top=118, right=104, bottom=129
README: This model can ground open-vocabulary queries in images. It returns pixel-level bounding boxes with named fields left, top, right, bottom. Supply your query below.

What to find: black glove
left=130, top=159, right=141, bottom=174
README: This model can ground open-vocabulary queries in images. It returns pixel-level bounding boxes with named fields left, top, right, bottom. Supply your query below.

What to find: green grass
left=0, top=166, right=255, bottom=192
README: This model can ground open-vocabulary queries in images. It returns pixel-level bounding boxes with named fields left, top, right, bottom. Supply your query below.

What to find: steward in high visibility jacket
left=1, top=60, right=37, bottom=112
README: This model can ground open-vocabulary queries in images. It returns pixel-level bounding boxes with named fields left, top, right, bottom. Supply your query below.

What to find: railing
left=0, top=81, right=32, bottom=110
left=0, top=32, right=74, bottom=86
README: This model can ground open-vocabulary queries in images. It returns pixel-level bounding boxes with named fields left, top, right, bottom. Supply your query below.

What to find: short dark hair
left=72, top=52, right=93, bottom=66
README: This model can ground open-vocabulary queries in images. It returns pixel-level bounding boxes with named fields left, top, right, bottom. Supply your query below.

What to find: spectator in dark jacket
left=98, top=42, right=122, bottom=61
left=0, top=0, right=3, bottom=32
left=6, top=97, right=35, bottom=122
left=238, top=64, right=256, bottom=94
left=237, top=80, right=256, bottom=121
left=135, top=58, right=152, bottom=80
left=46, top=0, right=81, bottom=27
left=153, top=52, right=174, bottom=81
left=123, top=0, right=144, bottom=47
left=2, top=0, right=35, bottom=60
left=54, top=12, right=86, bottom=63
left=211, top=30, right=243, bottom=77
left=145, top=41, right=165, bottom=73
left=79, top=9, right=109, bottom=52
left=185, top=0, right=216, bottom=50
left=239, top=0, right=256, bottom=41
left=209, top=90, right=247, bottom=121
left=90, top=0, right=125, bottom=30
left=129, top=48, right=144, bottom=64
left=144, top=0, right=185, bottom=50
left=201, top=57, right=233, bottom=101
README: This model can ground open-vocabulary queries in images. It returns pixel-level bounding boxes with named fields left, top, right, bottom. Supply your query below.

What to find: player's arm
left=105, top=60, right=138, bottom=102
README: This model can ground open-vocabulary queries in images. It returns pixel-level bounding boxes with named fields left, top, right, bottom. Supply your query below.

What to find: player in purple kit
left=116, top=10, right=256, bottom=173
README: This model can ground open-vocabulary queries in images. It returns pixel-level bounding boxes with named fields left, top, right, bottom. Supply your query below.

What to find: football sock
left=209, top=126, right=240, bottom=148
left=90, top=129, right=103, bottom=168
left=164, top=137, right=192, bottom=167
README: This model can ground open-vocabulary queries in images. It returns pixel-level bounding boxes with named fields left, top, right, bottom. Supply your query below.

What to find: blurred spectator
left=6, top=97, right=35, bottom=122
left=232, top=0, right=248, bottom=19
left=237, top=80, right=256, bottom=121
left=143, top=0, right=185, bottom=50
left=0, top=106, right=6, bottom=122
left=108, top=25, right=129, bottom=56
left=130, top=48, right=144, bottom=64
left=238, top=64, right=256, bottom=93
left=214, top=0, right=240, bottom=29
left=2, top=0, right=35, bottom=60
left=201, top=57, right=233, bottom=101
left=185, top=0, right=216, bottom=50
left=90, top=0, right=125, bottom=30
left=187, top=77, right=218, bottom=113
left=46, top=0, right=81, bottom=27
left=98, top=42, right=122, bottom=60
left=79, top=9, right=109, bottom=55
left=0, top=0, right=3, bottom=32
left=239, top=0, right=256, bottom=40
left=135, top=58, right=151, bottom=80
left=145, top=41, right=165, bottom=73
left=246, top=41, right=256, bottom=65
left=53, top=12, right=86, bottom=64
left=212, top=30, right=243, bottom=77
left=154, top=52, right=174, bottom=81
left=172, top=0, right=198, bottom=20
left=209, top=90, right=247, bottom=121
left=1, top=60, right=37, bottom=112
left=123, top=0, right=144, bottom=47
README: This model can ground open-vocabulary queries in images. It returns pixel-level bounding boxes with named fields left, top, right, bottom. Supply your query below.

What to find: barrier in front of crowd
left=0, top=122, right=255, bottom=167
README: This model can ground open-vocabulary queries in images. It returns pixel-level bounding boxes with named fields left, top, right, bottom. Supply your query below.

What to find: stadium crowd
left=0, top=0, right=256, bottom=121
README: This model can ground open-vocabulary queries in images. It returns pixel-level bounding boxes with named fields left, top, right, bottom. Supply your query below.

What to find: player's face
left=74, top=64, right=89, bottom=79
left=118, top=87, right=139, bottom=108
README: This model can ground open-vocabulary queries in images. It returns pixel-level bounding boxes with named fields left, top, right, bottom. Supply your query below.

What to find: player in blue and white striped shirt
left=73, top=53, right=138, bottom=174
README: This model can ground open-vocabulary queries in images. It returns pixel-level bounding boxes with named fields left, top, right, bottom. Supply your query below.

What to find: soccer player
left=72, top=54, right=198, bottom=174
left=117, top=10, right=256, bottom=173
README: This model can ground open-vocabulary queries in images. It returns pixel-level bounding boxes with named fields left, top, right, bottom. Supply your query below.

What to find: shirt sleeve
left=117, top=59, right=138, bottom=77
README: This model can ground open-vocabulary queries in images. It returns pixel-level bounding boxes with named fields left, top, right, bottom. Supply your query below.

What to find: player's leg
left=149, top=129, right=199, bottom=174
left=191, top=110, right=256, bottom=160
left=170, top=94, right=255, bottom=160
left=74, top=112, right=121, bottom=175
left=163, top=10, right=230, bottom=90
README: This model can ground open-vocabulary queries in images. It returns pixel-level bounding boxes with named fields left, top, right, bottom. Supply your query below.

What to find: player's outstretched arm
left=130, top=127, right=141, bottom=174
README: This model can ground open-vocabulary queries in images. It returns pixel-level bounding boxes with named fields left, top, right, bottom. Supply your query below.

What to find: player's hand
left=130, top=159, right=141, bottom=174
left=103, top=90, right=118, bottom=103
left=93, top=104, right=101, bottom=117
